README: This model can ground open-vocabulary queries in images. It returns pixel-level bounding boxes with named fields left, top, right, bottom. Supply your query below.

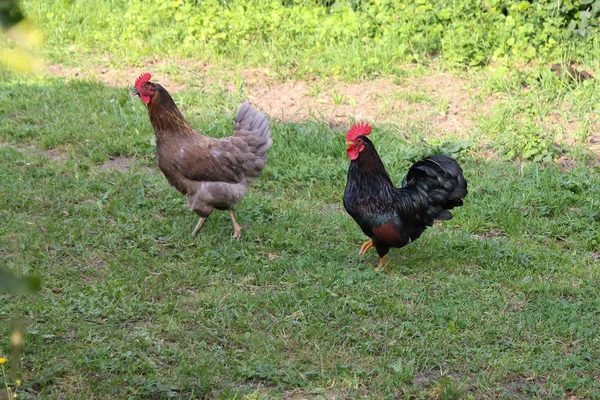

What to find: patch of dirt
left=587, top=134, right=600, bottom=155
left=505, top=298, right=529, bottom=312
left=1, top=141, right=33, bottom=152
left=555, top=156, right=577, bottom=171
left=43, top=58, right=600, bottom=157
left=45, top=148, right=69, bottom=162
left=0, top=141, right=69, bottom=162
left=8, top=112, right=26, bottom=120
left=498, top=376, right=549, bottom=397
left=242, top=71, right=481, bottom=137
left=283, top=389, right=365, bottom=400
left=592, top=252, right=600, bottom=260
left=1, top=142, right=159, bottom=174
left=414, top=370, right=444, bottom=385
left=542, top=108, right=600, bottom=152
left=46, top=59, right=194, bottom=93
left=320, top=202, right=344, bottom=214
left=97, top=155, right=134, bottom=173
left=473, top=229, right=506, bottom=240
left=45, top=58, right=488, bottom=139
left=79, top=259, right=107, bottom=285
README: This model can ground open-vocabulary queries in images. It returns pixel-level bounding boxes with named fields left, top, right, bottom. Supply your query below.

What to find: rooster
left=343, top=123, right=467, bottom=271
left=132, top=73, right=272, bottom=239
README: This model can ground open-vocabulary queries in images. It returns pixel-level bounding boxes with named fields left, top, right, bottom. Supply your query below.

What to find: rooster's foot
left=359, top=240, right=373, bottom=255
left=374, top=255, right=387, bottom=272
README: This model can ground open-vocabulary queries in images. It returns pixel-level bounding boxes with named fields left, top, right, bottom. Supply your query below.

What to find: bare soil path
left=46, top=59, right=486, bottom=138
left=44, top=58, right=599, bottom=159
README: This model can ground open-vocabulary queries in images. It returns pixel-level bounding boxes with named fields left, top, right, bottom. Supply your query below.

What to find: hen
left=132, top=73, right=272, bottom=239
left=343, top=123, right=467, bottom=271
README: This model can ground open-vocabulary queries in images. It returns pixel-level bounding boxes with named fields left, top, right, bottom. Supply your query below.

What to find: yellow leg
left=374, top=255, right=387, bottom=272
left=229, top=209, right=242, bottom=239
left=191, top=217, right=207, bottom=236
left=359, top=239, right=373, bottom=255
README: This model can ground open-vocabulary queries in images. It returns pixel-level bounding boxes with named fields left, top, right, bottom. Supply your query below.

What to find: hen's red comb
left=345, top=122, right=372, bottom=141
left=135, top=73, right=152, bottom=90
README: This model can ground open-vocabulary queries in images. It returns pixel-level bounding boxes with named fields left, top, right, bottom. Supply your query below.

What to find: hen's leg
left=374, top=255, right=387, bottom=272
left=359, top=239, right=373, bottom=255
left=191, top=217, right=207, bottom=236
left=229, top=209, right=242, bottom=239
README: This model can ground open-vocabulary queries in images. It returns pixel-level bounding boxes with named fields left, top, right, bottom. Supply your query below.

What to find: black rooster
left=343, top=123, right=468, bottom=271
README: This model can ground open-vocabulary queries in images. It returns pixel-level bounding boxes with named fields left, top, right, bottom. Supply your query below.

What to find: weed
left=0, top=356, right=20, bottom=400
left=306, top=83, right=322, bottom=97
left=331, top=90, right=346, bottom=106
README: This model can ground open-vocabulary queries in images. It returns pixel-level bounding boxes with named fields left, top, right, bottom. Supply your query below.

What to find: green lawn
left=1, top=68, right=600, bottom=398
left=2, top=0, right=600, bottom=397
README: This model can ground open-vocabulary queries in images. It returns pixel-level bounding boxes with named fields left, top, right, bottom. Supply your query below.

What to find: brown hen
left=133, top=73, right=272, bottom=238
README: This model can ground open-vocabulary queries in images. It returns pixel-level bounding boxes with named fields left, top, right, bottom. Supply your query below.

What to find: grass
left=1, top=64, right=600, bottom=399
left=1, top=3, right=600, bottom=397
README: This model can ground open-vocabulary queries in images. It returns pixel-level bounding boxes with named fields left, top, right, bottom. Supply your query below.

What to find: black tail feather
left=402, top=154, right=468, bottom=221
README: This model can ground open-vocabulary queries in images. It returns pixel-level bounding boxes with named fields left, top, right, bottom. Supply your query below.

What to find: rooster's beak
left=131, top=88, right=140, bottom=97
left=345, top=140, right=353, bottom=147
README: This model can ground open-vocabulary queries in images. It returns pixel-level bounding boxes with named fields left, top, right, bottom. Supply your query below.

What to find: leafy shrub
left=21, top=0, right=600, bottom=77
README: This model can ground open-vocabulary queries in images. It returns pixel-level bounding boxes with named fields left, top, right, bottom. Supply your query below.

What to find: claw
left=374, top=255, right=387, bottom=272
left=359, top=239, right=373, bottom=255
left=191, top=217, right=207, bottom=236
left=229, top=209, right=242, bottom=239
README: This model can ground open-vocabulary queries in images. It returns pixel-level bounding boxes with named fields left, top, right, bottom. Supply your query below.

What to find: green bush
left=21, top=0, right=600, bottom=77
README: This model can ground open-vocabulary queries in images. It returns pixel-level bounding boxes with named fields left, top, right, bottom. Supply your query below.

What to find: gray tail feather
left=235, top=102, right=272, bottom=149
left=230, top=103, right=272, bottom=180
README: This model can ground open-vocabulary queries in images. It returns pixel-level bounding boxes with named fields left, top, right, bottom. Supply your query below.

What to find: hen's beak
left=131, top=87, right=140, bottom=97
left=345, top=140, right=353, bottom=147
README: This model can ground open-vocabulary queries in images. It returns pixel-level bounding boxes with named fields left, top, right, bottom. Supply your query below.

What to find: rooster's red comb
left=135, top=73, right=152, bottom=90
left=345, top=122, right=372, bottom=141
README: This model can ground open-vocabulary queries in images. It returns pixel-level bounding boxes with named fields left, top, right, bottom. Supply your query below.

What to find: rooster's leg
left=359, top=240, right=373, bottom=255
left=228, top=209, right=242, bottom=239
left=374, top=255, right=387, bottom=272
left=191, top=217, right=207, bottom=236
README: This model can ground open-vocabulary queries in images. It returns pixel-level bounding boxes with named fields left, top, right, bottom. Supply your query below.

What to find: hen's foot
left=359, top=240, right=373, bottom=255
left=232, top=226, right=242, bottom=239
left=229, top=209, right=242, bottom=239
left=374, top=255, right=387, bottom=272
left=191, top=217, right=207, bottom=236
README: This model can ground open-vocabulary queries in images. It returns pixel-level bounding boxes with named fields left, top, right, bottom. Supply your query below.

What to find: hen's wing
left=173, top=103, right=272, bottom=184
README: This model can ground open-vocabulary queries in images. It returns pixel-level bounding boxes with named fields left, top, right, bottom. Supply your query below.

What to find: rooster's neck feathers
left=348, top=138, right=393, bottom=192
left=147, top=85, right=196, bottom=136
